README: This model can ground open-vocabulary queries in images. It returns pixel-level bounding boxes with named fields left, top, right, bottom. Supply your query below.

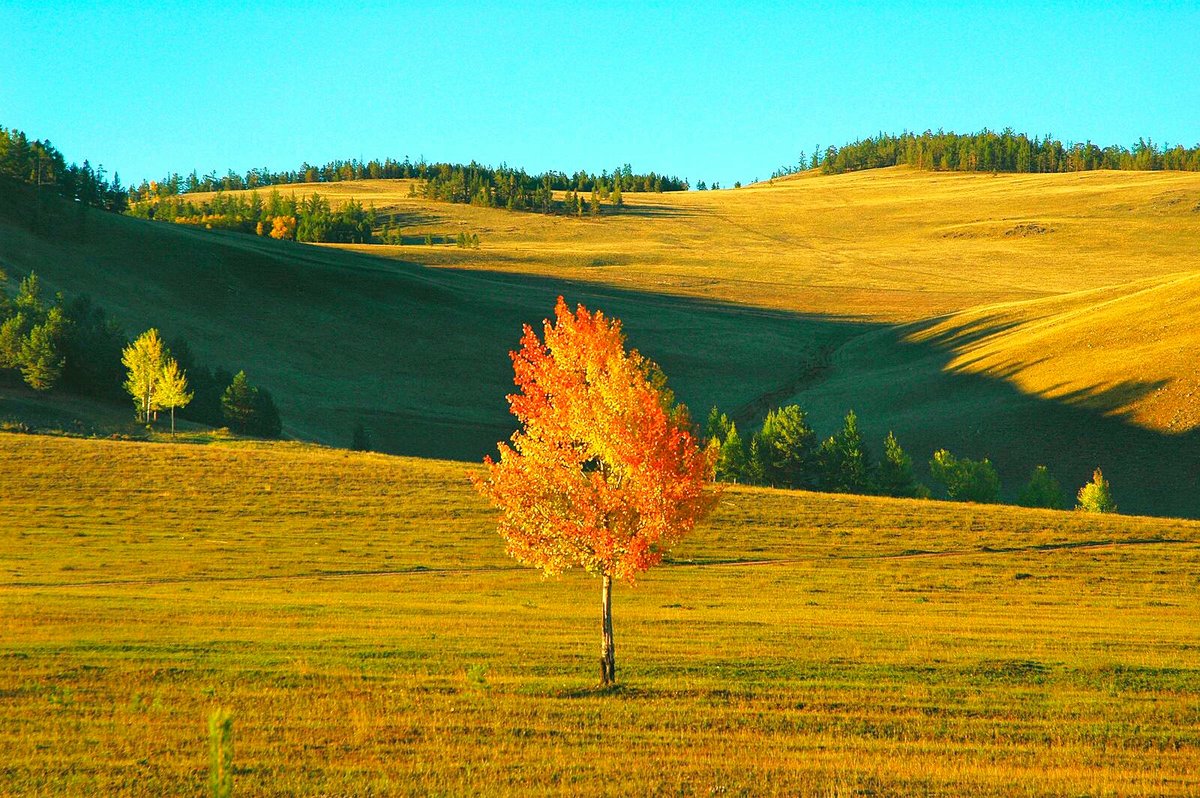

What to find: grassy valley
left=2, top=433, right=1198, bottom=795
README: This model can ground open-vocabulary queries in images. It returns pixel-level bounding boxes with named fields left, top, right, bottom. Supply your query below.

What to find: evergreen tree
left=220, top=371, right=282, bottom=437
left=819, top=410, right=872, bottom=493
left=704, top=406, right=732, bottom=445
left=251, top=388, right=283, bottom=438
left=1076, top=468, right=1117, bottom=513
left=757, top=405, right=819, bottom=488
left=1017, top=465, right=1064, bottom=509
left=0, top=313, right=29, bottom=369
left=60, top=295, right=128, bottom=400
left=19, top=316, right=64, bottom=391
left=745, top=433, right=768, bottom=485
left=716, top=423, right=748, bottom=482
left=877, top=431, right=921, bottom=498
left=14, top=272, right=44, bottom=317
left=221, top=370, right=258, bottom=433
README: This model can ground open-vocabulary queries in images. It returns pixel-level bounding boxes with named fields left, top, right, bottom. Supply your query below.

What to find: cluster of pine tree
left=707, top=405, right=1116, bottom=512
left=0, top=126, right=126, bottom=211
left=126, top=190, right=375, bottom=243
left=126, top=157, right=684, bottom=206
left=814, top=129, right=1200, bottom=175
left=705, top=406, right=927, bottom=498
left=0, top=270, right=281, bottom=437
left=414, top=163, right=648, bottom=215
left=0, top=272, right=70, bottom=391
left=0, top=274, right=128, bottom=399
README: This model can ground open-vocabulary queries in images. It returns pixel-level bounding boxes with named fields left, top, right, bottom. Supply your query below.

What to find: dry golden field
left=2, top=432, right=1198, bottom=796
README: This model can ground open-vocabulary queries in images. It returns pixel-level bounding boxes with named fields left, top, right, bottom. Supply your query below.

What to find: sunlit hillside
left=3, top=167, right=1199, bottom=514
left=187, top=167, right=1200, bottom=433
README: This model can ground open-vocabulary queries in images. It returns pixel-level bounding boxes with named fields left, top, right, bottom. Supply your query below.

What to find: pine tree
left=929, top=449, right=1001, bottom=503
left=757, top=405, right=819, bottom=488
left=704, top=406, right=732, bottom=445
left=221, top=370, right=258, bottom=433
left=745, top=433, right=767, bottom=485
left=19, top=316, right=64, bottom=391
left=0, top=313, right=29, bottom=369
left=14, top=272, right=44, bottom=316
left=1018, top=465, right=1064, bottom=509
left=251, top=388, right=282, bottom=438
left=877, top=431, right=920, bottom=498
left=154, top=357, right=193, bottom=435
left=820, top=410, right=872, bottom=493
left=716, top=423, right=748, bottom=482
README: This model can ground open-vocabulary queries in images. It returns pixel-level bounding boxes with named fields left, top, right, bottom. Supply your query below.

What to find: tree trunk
left=600, top=574, right=615, bottom=686
left=170, top=406, right=176, bottom=436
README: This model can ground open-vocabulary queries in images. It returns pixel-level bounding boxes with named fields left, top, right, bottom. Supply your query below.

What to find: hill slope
left=3, top=167, right=1199, bottom=514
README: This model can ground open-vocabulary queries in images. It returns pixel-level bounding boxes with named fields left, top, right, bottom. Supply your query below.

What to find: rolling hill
left=2, top=166, right=1199, bottom=515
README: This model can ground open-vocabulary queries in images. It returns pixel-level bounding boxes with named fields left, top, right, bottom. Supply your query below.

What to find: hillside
left=3, top=167, right=1200, bottom=515
left=2, top=432, right=1198, bottom=795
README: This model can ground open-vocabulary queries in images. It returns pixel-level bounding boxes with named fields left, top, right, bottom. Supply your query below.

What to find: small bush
left=1076, top=468, right=1117, bottom=513
left=208, top=708, right=233, bottom=798
left=465, top=663, right=489, bottom=693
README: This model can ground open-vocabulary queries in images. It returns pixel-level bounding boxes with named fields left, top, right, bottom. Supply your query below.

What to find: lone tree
left=1076, top=468, right=1117, bottom=513
left=474, top=297, right=718, bottom=686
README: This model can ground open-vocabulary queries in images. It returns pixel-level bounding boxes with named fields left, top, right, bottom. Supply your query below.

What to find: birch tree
left=122, top=328, right=166, bottom=423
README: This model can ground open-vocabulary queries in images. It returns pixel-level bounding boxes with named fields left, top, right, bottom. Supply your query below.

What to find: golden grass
left=2, top=432, right=1198, bottom=795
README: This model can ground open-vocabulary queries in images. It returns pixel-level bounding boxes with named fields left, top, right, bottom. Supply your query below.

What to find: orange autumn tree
left=474, top=297, right=718, bottom=686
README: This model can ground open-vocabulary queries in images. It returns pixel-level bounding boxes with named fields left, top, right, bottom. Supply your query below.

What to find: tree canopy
left=474, top=297, right=717, bottom=684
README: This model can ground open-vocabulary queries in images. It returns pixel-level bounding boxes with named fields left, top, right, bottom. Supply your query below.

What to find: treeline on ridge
left=774, top=129, right=1200, bottom=177
left=127, top=191, right=375, bottom=243
left=126, top=159, right=686, bottom=205
left=0, top=126, right=126, bottom=212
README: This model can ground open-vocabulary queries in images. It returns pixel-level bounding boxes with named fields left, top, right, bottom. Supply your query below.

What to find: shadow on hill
left=612, top=203, right=703, bottom=219
left=376, top=209, right=448, bottom=228
left=784, top=318, right=1200, bottom=518
left=2, top=197, right=1198, bottom=518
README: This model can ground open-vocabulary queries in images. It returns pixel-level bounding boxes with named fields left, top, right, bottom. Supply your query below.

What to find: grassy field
left=2, top=432, right=1199, bottom=796
left=3, top=167, right=1199, bottom=515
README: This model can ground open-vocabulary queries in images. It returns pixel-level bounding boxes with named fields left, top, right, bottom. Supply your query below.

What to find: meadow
left=4, top=166, right=1199, bottom=515
left=2, top=432, right=1198, bottom=796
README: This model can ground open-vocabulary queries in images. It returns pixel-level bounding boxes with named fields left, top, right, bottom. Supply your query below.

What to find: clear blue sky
left=3, top=1, right=1197, bottom=187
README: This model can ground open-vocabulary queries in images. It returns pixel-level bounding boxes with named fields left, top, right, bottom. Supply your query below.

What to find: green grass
left=2, top=432, right=1198, bottom=795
